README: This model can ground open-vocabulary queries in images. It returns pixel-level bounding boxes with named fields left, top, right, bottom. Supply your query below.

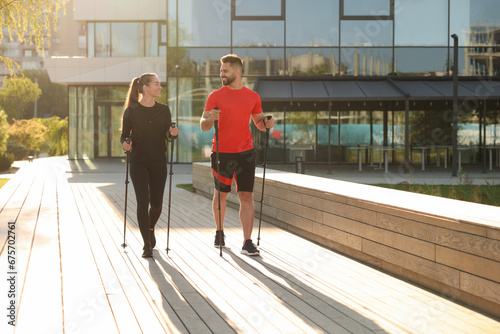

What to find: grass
left=373, top=183, right=500, bottom=206
left=176, top=183, right=194, bottom=192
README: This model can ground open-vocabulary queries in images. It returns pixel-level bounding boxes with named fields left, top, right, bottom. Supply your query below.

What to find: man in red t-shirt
left=200, top=54, right=274, bottom=256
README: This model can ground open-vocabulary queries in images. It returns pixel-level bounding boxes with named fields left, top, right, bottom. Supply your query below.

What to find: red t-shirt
left=204, top=86, right=262, bottom=153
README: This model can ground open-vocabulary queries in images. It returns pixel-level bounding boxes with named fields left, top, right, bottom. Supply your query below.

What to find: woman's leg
left=129, top=162, right=151, bottom=249
left=148, top=161, right=168, bottom=230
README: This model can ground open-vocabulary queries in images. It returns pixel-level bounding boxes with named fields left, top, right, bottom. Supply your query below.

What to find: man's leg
left=238, top=191, right=254, bottom=240
left=213, top=190, right=229, bottom=230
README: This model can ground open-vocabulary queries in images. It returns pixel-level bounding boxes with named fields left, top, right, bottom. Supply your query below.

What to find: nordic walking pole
left=257, top=116, right=272, bottom=246
left=166, top=122, right=176, bottom=254
left=122, top=137, right=131, bottom=250
left=214, top=107, right=223, bottom=257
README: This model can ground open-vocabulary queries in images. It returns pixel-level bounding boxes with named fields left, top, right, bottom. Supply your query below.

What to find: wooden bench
left=193, top=162, right=500, bottom=319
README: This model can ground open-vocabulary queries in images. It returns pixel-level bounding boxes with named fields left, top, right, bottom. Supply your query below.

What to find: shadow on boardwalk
left=0, top=157, right=498, bottom=333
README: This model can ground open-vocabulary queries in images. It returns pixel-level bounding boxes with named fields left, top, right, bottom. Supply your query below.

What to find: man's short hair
left=220, top=54, right=243, bottom=70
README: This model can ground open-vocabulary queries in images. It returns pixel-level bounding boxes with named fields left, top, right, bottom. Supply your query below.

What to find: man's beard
left=222, top=74, right=236, bottom=86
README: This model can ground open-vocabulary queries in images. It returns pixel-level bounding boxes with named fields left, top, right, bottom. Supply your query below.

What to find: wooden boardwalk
left=1, top=157, right=499, bottom=334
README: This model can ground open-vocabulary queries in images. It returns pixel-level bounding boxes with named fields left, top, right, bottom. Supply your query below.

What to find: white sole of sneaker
left=240, top=250, right=260, bottom=256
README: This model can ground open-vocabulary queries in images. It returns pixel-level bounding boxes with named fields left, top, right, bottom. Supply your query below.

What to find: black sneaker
left=241, top=239, right=260, bottom=256
left=214, top=230, right=225, bottom=248
left=142, top=245, right=153, bottom=258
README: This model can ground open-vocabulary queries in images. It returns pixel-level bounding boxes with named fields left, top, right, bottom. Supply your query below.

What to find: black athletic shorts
left=210, top=149, right=256, bottom=193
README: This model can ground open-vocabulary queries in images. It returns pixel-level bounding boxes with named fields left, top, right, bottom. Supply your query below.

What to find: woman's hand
left=123, top=140, right=132, bottom=152
left=170, top=126, right=179, bottom=137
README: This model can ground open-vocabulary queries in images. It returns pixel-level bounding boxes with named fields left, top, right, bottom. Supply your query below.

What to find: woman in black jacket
left=121, top=73, right=178, bottom=258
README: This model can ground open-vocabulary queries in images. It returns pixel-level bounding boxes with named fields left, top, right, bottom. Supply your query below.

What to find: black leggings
left=129, top=161, right=168, bottom=248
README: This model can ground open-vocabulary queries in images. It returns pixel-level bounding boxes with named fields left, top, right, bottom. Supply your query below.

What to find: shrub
left=6, top=141, right=29, bottom=160
left=0, top=152, right=14, bottom=172
left=0, top=110, right=8, bottom=154
left=8, top=118, right=47, bottom=154
left=40, top=116, right=68, bottom=156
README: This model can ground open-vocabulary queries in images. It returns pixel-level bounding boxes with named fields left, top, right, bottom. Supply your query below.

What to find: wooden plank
left=79, top=183, right=190, bottom=334
left=72, top=183, right=160, bottom=333
left=58, top=173, right=118, bottom=333
left=1, top=163, right=45, bottom=333
left=14, top=163, right=63, bottom=333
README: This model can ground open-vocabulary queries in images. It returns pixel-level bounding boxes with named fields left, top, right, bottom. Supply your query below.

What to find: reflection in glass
left=233, top=21, right=284, bottom=47
left=341, top=48, right=393, bottom=76
left=235, top=0, right=282, bottom=17
left=77, top=87, right=94, bottom=159
left=112, top=23, right=143, bottom=57
left=465, top=28, right=500, bottom=76
left=233, top=48, right=285, bottom=77
left=286, top=0, right=339, bottom=46
left=263, top=110, right=284, bottom=163
left=98, top=106, right=108, bottom=157
left=87, top=23, right=94, bottom=57
left=286, top=48, right=339, bottom=75
left=178, top=0, right=231, bottom=47
left=145, top=23, right=158, bottom=56
left=95, top=23, right=110, bottom=57
left=341, top=20, right=393, bottom=46
left=68, top=87, right=77, bottom=159
left=175, top=48, right=231, bottom=77
left=395, top=0, right=448, bottom=46
left=167, top=0, right=176, bottom=46
left=395, top=48, right=448, bottom=75
left=168, top=77, right=222, bottom=162
left=285, top=112, right=316, bottom=162
left=343, top=0, right=391, bottom=16
left=111, top=106, right=123, bottom=157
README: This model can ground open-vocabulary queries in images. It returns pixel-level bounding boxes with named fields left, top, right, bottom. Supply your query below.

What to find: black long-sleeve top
left=120, top=102, right=176, bottom=163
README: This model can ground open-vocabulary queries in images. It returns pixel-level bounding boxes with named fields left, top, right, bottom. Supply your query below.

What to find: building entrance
left=95, top=103, right=123, bottom=158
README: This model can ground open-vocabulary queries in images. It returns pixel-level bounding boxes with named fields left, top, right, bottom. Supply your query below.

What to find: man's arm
left=252, top=113, right=274, bottom=131
left=200, top=109, right=220, bottom=131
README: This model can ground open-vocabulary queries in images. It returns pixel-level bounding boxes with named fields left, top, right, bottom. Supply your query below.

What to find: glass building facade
left=62, top=0, right=500, bottom=167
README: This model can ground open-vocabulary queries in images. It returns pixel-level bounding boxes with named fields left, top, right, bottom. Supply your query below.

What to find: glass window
left=286, top=0, right=339, bottom=47
left=233, top=21, right=284, bottom=47
left=234, top=0, right=282, bottom=17
left=285, top=112, right=316, bottom=162
left=343, top=0, right=391, bottom=17
left=341, top=20, right=393, bottom=46
left=232, top=48, right=285, bottom=76
left=95, top=86, right=128, bottom=102
left=167, top=0, right=176, bottom=46
left=340, top=48, right=393, bottom=75
left=111, top=22, right=143, bottom=57
left=395, top=48, right=448, bottom=75
left=95, top=23, right=110, bottom=57
left=286, top=48, right=339, bottom=76
left=168, top=77, right=222, bottom=162
left=68, top=87, right=77, bottom=159
left=145, top=22, right=158, bottom=56
left=263, top=110, right=285, bottom=163
left=178, top=0, right=231, bottom=47
left=87, top=23, right=94, bottom=57
left=175, top=48, right=231, bottom=76
left=77, top=87, right=94, bottom=159
left=395, top=0, right=448, bottom=46
left=111, top=106, right=123, bottom=157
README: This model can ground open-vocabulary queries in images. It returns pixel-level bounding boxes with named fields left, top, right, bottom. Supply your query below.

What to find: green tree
left=41, top=116, right=68, bottom=156
left=0, top=76, right=42, bottom=121
left=0, top=109, right=8, bottom=154
left=0, top=0, right=68, bottom=73
left=22, top=70, right=68, bottom=118
left=8, top=118, right=47, bottom=154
